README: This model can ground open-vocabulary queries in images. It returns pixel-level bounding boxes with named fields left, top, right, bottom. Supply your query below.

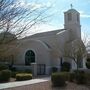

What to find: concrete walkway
left=0, top=77, right=50, bottom=90
left=0, top=77, right=90, bottom=90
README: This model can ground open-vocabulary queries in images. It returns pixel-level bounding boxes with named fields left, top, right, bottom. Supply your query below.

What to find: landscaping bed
left=51, top=71, right=90, bottom=87
left=0, top=64, right=33, bottom=83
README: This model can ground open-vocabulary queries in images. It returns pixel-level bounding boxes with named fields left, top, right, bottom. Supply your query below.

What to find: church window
left=25, top=50, right=35, bottom=65
left=67, top=13, right=72, bottom=21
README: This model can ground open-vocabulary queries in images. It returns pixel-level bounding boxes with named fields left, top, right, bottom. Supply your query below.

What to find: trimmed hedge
left=0, top=70, right=11, bottom=82
left=70, top=70, right=87, bottom=84
left=85, top=73, right=90, bottom=85
left=51, top=70, right=90, bottom=86
left=75, top=72, right=86, bottom=84
left=11, top=70, right=32, bottom=78
left=16, top=73, right=32, bottom=81
left=51, top=72, right=69, bottom=87
left=69, top=72, right=75, bottom=82
left=0, top=64, right=9, bottom=71
left=11, top=71, right=17, bottom=78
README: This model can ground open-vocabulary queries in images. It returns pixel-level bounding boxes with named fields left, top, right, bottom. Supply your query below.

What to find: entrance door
left=37, top=64, right=46, bottom=75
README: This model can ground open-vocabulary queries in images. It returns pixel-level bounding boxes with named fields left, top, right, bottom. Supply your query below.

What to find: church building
left=11, top=8, right=86, bottom=75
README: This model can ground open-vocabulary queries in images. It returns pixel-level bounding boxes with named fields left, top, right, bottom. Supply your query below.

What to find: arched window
left=25, top=50, right=35, bottom=65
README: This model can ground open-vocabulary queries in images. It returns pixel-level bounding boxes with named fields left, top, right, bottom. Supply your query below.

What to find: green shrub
left=60, top=72, right=70, bottom=81
left=61, top=62, right=71, bottom=72
left=69, top=72, right=75, bottom=82
left=51, top=67, right=58, bottom=73
left=86, top=62, right=90, bottom=69
left=51, top=72, right=69, bottom=87
left=74, top=70, right=86, bottom=84
left=85, top=73, right=90, bottom=85
left=16, top=73, right=32, bottom=81
left=0, top=70, right=11, bottom=82
left=0, top=64, right=8, bottom=71
left=11, top=70, right=32, bottom=78
left=11, top=71, right=17, bottom=78
left=9, top=67, right=16, bottom=72
left=87, top=58, right=90, bottom=62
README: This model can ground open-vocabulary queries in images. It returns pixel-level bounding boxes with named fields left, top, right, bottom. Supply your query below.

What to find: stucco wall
left=14, top=40, right=51, bottom=67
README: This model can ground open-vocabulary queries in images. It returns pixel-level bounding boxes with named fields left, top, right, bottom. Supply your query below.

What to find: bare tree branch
left=0, top=0, right=52, bottom=61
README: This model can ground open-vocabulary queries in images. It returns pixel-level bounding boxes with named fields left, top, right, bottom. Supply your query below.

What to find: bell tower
left=64, top=6, right=81, bottom=40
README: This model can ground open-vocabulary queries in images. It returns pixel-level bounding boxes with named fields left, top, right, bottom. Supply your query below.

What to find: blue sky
left=19, top=0, right=90, bottom=38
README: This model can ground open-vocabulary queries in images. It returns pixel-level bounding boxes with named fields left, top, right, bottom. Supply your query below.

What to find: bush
left=87, top=58, right=90, bottom=62
left=16, top=73, right=32, bottom=81
left=0, top=64, right=9, bottom=71
left=51, top=72, right=69, bottom=87
left=85, top=73, right=90, bottom=85
left=61, top=62, right=71, bottom=72
left=11, top=69, right=32, bottom=78
left=51, top=67, right=58, bottom=73
left=0, top=70, right=11, bottom=82
left=60, top=72, right=70, bottom=81
left=86, top=62, right=90, bottom=69
left=11, top=71, right=17, bottom=78
left=74, top=70, right=86, bottom=84
left=69, top=72, right=75, bottom=82
left=9, top=66, right=16, bottom=72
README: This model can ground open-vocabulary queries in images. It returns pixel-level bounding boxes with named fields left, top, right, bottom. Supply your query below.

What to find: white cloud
left=81, top=14, right=90, bottom=18
left=79, top=11, right=90, bottom=18
left=17, top=1, right=42, bottom=10
left=20, top=23, right=61, bottom=38
left=15, top=0, right=52, bottom=10
left=27, top=24, right=59, bottom=35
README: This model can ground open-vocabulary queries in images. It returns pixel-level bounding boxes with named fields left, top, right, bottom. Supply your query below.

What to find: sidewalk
left=0, top=77, right=90, bottom=90
left=0, top=77, right=50, bottom=90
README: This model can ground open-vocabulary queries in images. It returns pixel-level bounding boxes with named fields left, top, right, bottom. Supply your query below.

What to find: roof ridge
left=24, top=29, right=65, bottom=39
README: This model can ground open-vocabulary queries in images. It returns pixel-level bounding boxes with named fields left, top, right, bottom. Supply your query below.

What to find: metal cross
left=70, top=4, right=73, bottom=9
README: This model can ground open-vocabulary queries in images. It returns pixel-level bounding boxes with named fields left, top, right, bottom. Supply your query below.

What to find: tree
left=82, top=31, right=90, bottom=53
left=0, top=0, right=50, bottom=40
left=0, top=0, right=51, bottom=63
left=63, top=40, right=86, bottom=71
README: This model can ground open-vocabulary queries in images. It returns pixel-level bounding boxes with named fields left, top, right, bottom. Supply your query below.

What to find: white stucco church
left=10, top=8, right=87, bottom=75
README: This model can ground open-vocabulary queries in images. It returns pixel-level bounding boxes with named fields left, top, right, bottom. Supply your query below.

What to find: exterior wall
left=83, top=57, right=87, bottom=69
left=14, top=40, right=51, bottom=74
left=31, top=30, right=69, bottom=71
left=13, top=29, right=70, bottom=74
left=71, top=59, right=77, bottom=70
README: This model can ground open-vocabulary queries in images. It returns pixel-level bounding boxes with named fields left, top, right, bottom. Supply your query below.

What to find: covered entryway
left=37, top=64, right=46, bottom=75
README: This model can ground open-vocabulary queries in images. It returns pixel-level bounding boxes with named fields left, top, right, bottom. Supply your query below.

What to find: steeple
left=64, top=8, right=81, bottom=40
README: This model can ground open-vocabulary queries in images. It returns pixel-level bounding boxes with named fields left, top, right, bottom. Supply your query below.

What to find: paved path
left=0, top=77, right=50, bottom=90
left=0, top=77, right=90, bottom=90
left=1, top=81, right=90, bottom=90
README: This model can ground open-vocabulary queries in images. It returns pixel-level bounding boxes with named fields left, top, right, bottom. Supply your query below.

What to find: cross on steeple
left=70, top=4, right=73, bottom=9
